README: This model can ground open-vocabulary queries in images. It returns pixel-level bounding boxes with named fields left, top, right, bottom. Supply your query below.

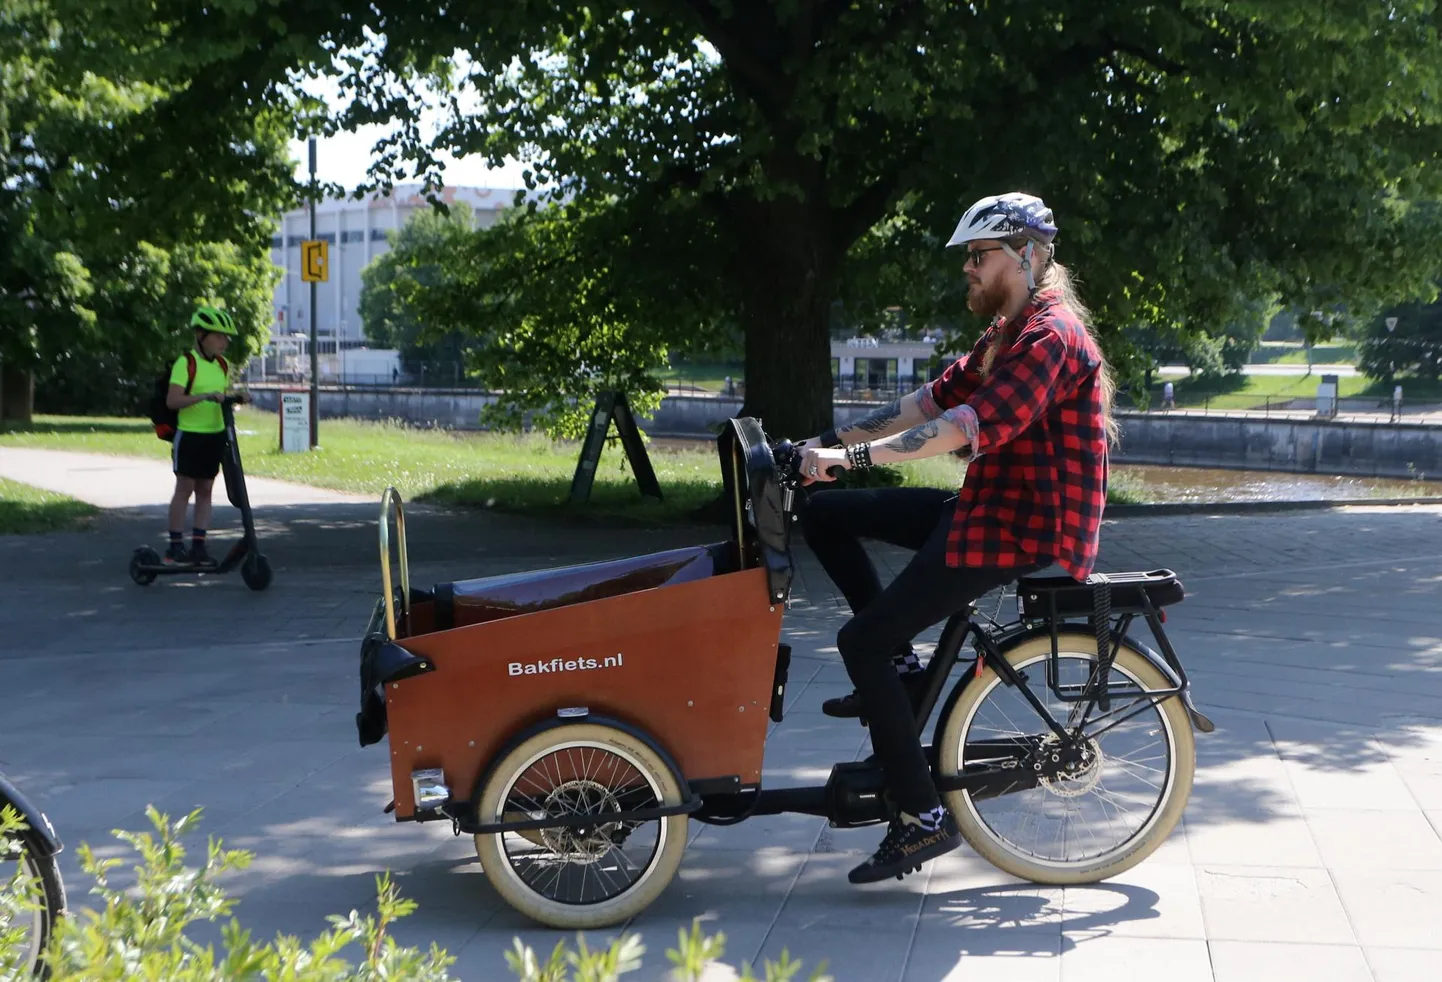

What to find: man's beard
left=967, top=278, right=1006, bottom=319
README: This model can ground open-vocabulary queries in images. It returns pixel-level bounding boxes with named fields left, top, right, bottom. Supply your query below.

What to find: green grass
left=1249, top=342, right=1357, bottom=365
left=1140, top=372, right=1442, bottom=410
left=656, top=361, right=744, bottom=394
left=0, top=408, right=1146, bottom=526
left=1272, top=344, right=1356, bottom=365
left=0, top=477, right=97, bottom=534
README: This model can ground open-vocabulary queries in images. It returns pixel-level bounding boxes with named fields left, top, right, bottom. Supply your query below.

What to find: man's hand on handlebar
left=798, top=447, right=850, bottom=485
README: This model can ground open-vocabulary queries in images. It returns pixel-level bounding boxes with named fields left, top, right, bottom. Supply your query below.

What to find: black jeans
left=800, top=486, right=1039, bottom=815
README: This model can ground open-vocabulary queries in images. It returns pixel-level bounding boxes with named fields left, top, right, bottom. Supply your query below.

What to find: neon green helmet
left=191, top=305, right=237, bottom=336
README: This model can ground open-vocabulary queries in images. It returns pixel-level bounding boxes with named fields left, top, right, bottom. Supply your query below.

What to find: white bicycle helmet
left=946, top=192, right=1058, bottom=291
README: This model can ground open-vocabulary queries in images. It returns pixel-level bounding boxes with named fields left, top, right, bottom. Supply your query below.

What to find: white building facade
left=268, top=184, right=519, bottom=350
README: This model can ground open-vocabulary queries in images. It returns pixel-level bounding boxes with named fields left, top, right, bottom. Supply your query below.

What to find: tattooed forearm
left=867, top=415, right=970, bottom=464
left=892, top=420, right=939, bottom=453
left=844, top=399, right=902, bottom=436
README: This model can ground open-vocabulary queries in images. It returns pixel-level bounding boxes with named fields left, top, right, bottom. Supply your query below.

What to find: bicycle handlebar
left=771, top=439, right=846, bottom=486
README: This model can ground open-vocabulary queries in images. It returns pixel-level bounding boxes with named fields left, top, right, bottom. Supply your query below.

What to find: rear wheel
left=474, top=722, right=687, bottom=929
left=129, top=547, right=159, bottom=586
left=938, top=632, right=1195, bottom=884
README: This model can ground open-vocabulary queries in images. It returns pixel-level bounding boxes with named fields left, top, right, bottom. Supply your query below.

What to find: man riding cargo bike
left=351, top=191, right=1211, bottom=929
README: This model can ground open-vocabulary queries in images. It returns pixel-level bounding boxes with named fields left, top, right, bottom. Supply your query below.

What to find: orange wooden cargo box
left=355, top=417, right=797, bottom=822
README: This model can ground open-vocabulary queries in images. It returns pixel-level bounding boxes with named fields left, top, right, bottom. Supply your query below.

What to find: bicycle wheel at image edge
left=3, top=826, right=67, bottom=979
left=474, top=722, right=688, bottom=929
left=938, top=632, right=1195, bottom=884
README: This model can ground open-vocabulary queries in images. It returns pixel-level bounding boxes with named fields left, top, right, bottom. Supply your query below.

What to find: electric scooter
left=128, top=396, right=273, bottom=591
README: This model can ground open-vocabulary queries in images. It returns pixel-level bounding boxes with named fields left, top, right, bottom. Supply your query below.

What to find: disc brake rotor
left=1035, top=733, right=1104, bottom=798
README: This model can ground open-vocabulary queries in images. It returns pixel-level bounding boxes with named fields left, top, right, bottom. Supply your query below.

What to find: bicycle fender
left=0, top=773, right=63, bottom=857
left=467, top=711, right=693, bottom=820
left=931, top=625, right=1195, bottom=751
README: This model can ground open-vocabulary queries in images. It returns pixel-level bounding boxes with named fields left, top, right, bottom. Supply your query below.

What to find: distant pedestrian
left=1392, top=384, right=1403, bottom=423
left=1162, top=380, right=1175, bottom=411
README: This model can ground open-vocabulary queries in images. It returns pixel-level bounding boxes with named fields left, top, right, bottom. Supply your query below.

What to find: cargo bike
left=354, top=417, right=1213, bottom=929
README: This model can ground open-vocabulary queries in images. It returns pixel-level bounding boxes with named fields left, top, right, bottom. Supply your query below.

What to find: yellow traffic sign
left=301, top=240, right=329, bottom=282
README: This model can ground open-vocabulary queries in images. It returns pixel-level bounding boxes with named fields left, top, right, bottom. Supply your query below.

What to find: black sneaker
left=849, top=811, right=960, bottom=884
left=163, top=543, right=190, bottom=565
left=823, top=672, right=929, bottom=719
left=189, top=543, right=216, bottom=567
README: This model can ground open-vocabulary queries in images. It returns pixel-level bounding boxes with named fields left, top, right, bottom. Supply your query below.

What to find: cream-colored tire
left=938, top=632, right=1195, bottom=884
left=474, top=722, right=688, bottom=929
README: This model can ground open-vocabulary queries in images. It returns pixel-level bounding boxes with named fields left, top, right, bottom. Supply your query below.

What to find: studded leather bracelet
left=846, top=442, right=874, bottom=470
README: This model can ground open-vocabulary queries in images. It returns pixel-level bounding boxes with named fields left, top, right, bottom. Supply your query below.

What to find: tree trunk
left=0, top=363, right=34, bottom=424
left=689, top=203, right=839, bottom=524
left=732, top=212, right=837, bottom=441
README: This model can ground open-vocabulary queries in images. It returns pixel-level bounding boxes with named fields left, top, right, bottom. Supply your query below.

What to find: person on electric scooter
left=164, top=305, right=237, bottom=566
left=795, top=192, right=1118, bottom=884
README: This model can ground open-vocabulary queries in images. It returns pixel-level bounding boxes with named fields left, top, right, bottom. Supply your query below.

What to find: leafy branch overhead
left=33, top=0, right=1442, bottom=433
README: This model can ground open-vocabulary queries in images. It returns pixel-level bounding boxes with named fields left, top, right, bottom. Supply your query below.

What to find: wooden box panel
left=384, top=568, right=783, bottom=818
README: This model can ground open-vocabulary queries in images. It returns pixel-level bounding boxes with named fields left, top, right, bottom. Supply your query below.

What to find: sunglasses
left=966, top=246, right=1006, bottom=268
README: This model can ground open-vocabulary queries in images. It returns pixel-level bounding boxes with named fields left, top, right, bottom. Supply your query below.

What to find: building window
left=318, top=232, right=336, bottom=244
left=270, top=235, right=283, bottom=249
left=370, top=228, right=390, bottom=242
left=341, top=230, right=365, bottom=244
left=853, top=358, right=898, bottom=391
left=286, top=235, right=304, bottom=247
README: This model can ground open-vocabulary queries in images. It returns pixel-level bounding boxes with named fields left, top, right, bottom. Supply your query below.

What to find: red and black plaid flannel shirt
left=926, top=289, right=1108, bottom=580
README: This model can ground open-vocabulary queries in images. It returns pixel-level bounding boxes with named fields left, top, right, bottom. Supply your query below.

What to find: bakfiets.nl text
left=508, top=653, right=624, bottom=677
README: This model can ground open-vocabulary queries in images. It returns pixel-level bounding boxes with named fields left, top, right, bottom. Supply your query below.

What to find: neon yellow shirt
left=169, top=350, right=228, bottom=433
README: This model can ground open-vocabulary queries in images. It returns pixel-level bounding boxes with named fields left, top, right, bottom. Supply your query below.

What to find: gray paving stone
left=1195, top=865, right=1355, bottom=945
left=1365, top=946, right=1439, bottom=982
left=1208, top=941, right=1374, bottom=982
left=3, top=473, right=1442, bottom=979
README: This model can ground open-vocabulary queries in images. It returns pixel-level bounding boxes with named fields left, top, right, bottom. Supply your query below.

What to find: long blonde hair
left=980, top=241, right=1119, bottom=446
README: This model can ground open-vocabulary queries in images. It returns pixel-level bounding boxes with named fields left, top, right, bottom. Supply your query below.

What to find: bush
left=1, top=807, right=830, bottom=982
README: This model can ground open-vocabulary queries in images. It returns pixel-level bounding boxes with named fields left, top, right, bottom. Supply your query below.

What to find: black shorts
left=172, top=430, right=226, bottom=480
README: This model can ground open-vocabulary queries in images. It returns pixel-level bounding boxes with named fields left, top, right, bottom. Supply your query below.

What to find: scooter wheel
left=241, top=553, right=273, bottom=591
left=130, top=547, right=160, bottom=586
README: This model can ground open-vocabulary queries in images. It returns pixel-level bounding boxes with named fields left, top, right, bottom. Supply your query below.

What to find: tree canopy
left=359, top=204, right=480, bottom=379
left=36, top=0, right=1442, bottom=434
left=0, top=0, right=291, bottom=418
left=1360, top=292, right=1442, bottom=383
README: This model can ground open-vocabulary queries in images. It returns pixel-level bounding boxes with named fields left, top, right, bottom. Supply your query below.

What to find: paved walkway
left=0, top=446, right=370, bottom=508
left=1, top=453, right=1441, bottom=980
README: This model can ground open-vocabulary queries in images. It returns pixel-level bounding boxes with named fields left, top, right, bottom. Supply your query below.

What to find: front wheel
left=1, top=825, right=67, bottom=979
left=241, top=553, right=272, bottom=591
left=474, top=722, right=688, bottom=929
left=938, top=631, right=1195, bottom=884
